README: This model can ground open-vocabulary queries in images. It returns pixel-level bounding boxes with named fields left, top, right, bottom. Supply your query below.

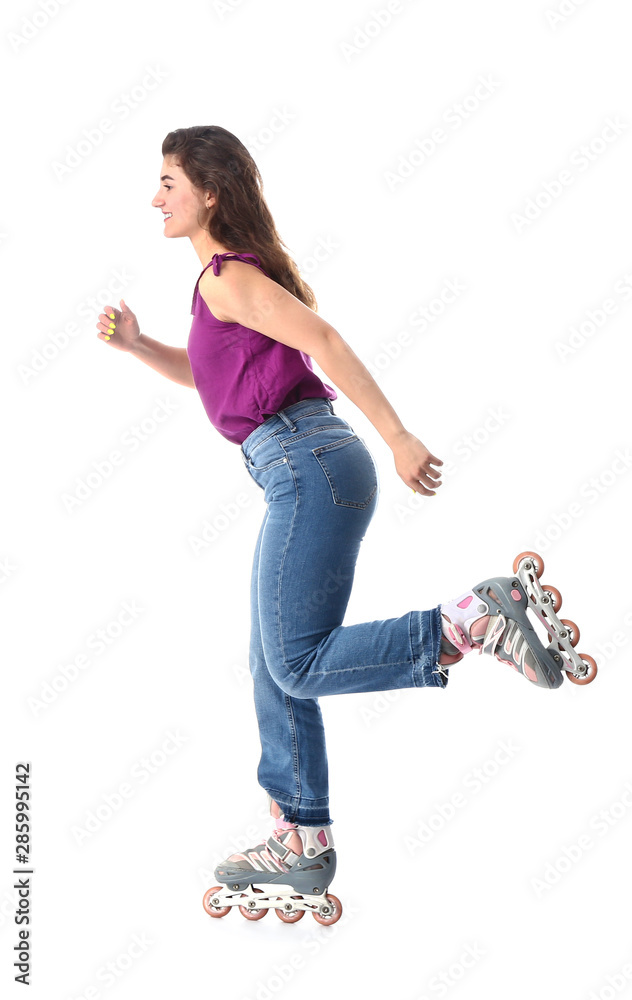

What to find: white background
left=3, top=0, right=632, bottom=997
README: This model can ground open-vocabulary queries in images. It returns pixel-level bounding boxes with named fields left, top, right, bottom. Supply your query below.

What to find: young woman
left=96, top=125, right=595, bottom=925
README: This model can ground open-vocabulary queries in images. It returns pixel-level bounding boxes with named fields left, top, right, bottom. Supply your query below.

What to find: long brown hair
left=162, top=125, right=317, bottom=311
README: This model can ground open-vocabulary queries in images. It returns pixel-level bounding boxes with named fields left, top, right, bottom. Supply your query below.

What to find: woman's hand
left=96, top=298, right=141, bottom=352
left=391, top=430, right=443, bottom=497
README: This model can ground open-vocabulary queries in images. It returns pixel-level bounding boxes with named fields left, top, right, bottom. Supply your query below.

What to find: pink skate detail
left=511, top=589, right=522, bottom=601
left=457, top=596, right=473, bottom=609
left=317, top=829, right=327, bottom=847
left=275, top=818, right=298, bottom=831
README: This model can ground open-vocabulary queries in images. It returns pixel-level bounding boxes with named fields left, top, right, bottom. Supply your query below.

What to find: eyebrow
left=161, top=174, right=175, bottom=181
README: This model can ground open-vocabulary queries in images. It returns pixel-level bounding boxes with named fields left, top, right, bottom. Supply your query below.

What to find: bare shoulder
left=197, top=256, right=332, bottom=354
left=198, top=257, right=275, bottom=323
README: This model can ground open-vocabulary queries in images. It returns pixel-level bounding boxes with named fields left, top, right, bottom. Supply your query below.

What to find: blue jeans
left=240, top=397, right=447, bottom=826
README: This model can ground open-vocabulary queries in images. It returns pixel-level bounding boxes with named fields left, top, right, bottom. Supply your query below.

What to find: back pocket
left=312, top=434, right=378, bottom=508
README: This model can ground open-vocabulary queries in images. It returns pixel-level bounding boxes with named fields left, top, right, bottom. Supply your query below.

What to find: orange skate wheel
left=540, top=584, right=562, bottom=613
left=312, top=893, right=343, bottom=926
left=548, top=618, right=580, bottom=648
left=202, top=886, right=231, bottom=918
left=275, top=903, right=305, bottom=923
left=239, top=889, right=268, bottom=920
left=566, top=653, right=597, bottom=685
left=513, top=551, right=544, bottom=578
left=239, top=904, right=268, bottom=920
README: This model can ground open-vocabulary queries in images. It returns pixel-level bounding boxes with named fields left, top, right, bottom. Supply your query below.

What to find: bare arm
left=129, top=334, right=195, bottom=388
left=311, top=332, right=407, bottom=448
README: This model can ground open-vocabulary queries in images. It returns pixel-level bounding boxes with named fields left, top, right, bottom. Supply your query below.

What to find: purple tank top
left=187, top=252, right=337, bottom=445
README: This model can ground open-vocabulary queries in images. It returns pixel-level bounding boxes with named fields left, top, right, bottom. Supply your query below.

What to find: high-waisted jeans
left=240, top=397, right=447, bottom=826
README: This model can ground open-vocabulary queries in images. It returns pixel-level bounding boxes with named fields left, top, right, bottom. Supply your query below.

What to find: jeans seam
left=278, top=420, right=342, bottom=445
left=291, top=659, right=413, bottom=681
left=427, top=605, right=447, bottom=687
left=410, top=611, right=421, bottom=687
left=278, top=450, right=301, bottom=802
left=284, top=694, right=302, bottom=802
left=267, top=796, right=330, bottom=810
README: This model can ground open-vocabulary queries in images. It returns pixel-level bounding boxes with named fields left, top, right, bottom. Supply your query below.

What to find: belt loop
left=277, top=409, right=298, bottom=432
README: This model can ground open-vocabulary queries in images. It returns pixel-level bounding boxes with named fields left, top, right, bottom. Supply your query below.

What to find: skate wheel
left=513, top=551, right=544, bottom=578
left=566, top=653, right=597, bottom=685
left=312, top=893, right=343, bottom=926
left=540, top=584, right=562, bottom=613
left=239, top=904, right=268, bottom=920
left=239, top=889, right=268, bottom=920
left=548, top=618, right=580, bottom=648
left=275, top=904, right=305, bottom=923
left=202, top=886, right=231, bottom=918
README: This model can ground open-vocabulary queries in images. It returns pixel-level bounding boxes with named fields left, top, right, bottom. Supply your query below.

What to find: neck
left=190, top=229, right=234, bottom=267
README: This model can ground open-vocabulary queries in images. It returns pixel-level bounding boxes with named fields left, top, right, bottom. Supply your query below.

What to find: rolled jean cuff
left=267, top=789, right=333, bottom=827
left=411, top=604, right=447, bottom=688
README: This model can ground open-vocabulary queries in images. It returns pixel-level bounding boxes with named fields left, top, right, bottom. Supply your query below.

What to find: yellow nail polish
left=109, top=322, right=115, bottom=329
left=104, top=335, right=111, bottom=340
left=109, top=313, right=115, bottom=319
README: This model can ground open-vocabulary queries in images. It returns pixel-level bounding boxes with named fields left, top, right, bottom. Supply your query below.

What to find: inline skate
left=203, top=819, right=341, bottom=924
left=438, top=550, right=597, bottom=688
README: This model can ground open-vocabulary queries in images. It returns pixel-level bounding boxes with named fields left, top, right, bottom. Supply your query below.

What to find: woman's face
left=151, top=157, right=214, bottom=238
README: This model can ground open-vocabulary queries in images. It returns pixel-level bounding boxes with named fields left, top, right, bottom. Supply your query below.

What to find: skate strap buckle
left=268, top=832, right=300, bottom=864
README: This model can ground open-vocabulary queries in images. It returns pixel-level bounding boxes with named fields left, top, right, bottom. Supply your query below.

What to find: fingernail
left=109, top=322, right=115, bottom=329
left=104, top=335, right=111, bottom=340
left=109, top=313, right=115, bottom=319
